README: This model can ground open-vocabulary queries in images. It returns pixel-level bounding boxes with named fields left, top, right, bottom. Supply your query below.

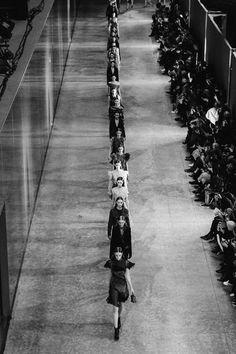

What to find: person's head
left=116, top=176, right=124, bottom=187
left=116, top=129, right=122, bottom=138
left=221, top=238, right=229, bottom=248
left=114, top=98, right=120, bottom=107
left=226, top=220, right=236, bottom=232
left=114, top=160, right=121, bottom=170
left=118, top=146, right=124, bottom=154
left=118, top=216, right=126, bottom=228
left=115, top=196, right=124, bottom=208
left=114, top=247, right=123, bottom=261
left=109, top=53, right=115, bottom=62
left=111, top=88, right=117, bottom=97
left=214, top=193, right=222, bottom=202
left=231, top=238, right=236, bottom=248
left=111, top=75, right=117, bottom=82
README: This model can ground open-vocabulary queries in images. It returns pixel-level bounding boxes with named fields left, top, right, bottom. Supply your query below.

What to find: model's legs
left=118, top=303, right=122, bottom=328
left=113, top=305, right=119, bottom=328
left=113, top=305, right=120, bottom=340
left=118, top=302, right=122, bottom=317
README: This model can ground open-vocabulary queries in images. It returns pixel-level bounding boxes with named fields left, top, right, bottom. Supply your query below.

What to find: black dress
left=110, top=225, right=132, bottom=259
left=104, top=258, right=135, bottom=307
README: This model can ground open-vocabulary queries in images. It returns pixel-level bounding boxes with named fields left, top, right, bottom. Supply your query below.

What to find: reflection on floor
left=5, top=0, right=236, bottom=353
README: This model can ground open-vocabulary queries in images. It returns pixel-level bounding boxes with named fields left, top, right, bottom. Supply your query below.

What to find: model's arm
left=108, top=171, right=113, bottom=197
left=125, top=269, right=134, bottom=294
left=216, top=232, right=223, bottom=252
left=125, top=192, right=129, bottom=210
left=108, top=209, right=113, bottom=239
left=111, top=189, right=116, bottom=206
left=128, top=227, right=132, bottom=258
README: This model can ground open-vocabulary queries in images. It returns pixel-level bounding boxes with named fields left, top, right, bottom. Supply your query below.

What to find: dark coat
left=111, top=136, right=125, bottom=154
left=109, top=115, right=125, bottom=139
left=106, top=5, right=118, bottom=19
left=110, top=225, right=132, bottom=259
left=107, top=207, right=130, bottom=236
left=107, top=37, right=120, bottom=50
left=107, top=65, right=119, bottom=84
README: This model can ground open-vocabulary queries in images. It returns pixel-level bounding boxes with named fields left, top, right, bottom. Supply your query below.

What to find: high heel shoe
left=114, top=327, right=119, bottom=341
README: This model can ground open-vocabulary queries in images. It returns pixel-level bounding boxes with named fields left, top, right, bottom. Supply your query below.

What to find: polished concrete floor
left=5, top=1, right=236, bottom=353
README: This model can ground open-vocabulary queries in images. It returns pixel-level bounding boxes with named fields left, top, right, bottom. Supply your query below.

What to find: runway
left=5, top=0, right=236, bottom=353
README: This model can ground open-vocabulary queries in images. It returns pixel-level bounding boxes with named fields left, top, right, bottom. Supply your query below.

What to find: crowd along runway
left=5, top=0, right=236, bottom=353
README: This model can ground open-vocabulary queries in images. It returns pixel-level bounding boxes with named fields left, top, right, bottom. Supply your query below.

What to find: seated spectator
left=151, top=0, right=236, bottom=308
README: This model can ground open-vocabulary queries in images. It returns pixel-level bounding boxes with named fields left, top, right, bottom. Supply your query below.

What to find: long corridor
left=5, top=1, right=236, bottom=353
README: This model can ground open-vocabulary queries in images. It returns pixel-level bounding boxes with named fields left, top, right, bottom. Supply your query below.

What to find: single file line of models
left=105, top=0, right=137, bottom=342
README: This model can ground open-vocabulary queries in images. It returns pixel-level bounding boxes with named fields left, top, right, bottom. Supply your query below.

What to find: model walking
left=110, top=215, right=132, bottom=258
left=104, top=247, right=136, bottom=340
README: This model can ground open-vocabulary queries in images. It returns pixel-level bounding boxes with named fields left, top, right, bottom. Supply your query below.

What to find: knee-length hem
left=104, top=259, right=135, bottom=307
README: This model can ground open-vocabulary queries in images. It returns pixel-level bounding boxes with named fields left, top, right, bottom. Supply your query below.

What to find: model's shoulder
left=126, top=260, right=135, bottom=269
left=104, top=260, right=112, bottom=268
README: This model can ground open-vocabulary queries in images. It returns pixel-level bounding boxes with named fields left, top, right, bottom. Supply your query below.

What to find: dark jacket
left=109, top=115, right=125, bottom=139
left=107, top=65, right=119, bottom=84
left=106, top=5, right=118, bottom=19
left=108, top=207, right=130, bottom=236
left=110, top=225, right=132, bottom=259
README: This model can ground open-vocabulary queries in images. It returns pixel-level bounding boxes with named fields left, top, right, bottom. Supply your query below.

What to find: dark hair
left=114, top=246, right=123, bottom=253
left=111, top=246, right=124, bottom=261
left=116, top=196, right=123, bottom=202
left=116, top=176, right=124, bottom=187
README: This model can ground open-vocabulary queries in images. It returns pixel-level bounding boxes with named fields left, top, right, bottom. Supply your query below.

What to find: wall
left=0, top=1, right=77, bottom=348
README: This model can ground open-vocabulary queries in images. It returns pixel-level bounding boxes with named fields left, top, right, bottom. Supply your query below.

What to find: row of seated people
left=105, top=0, right=136, bottom=342
left=150, top=0, right=236, bottom=307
